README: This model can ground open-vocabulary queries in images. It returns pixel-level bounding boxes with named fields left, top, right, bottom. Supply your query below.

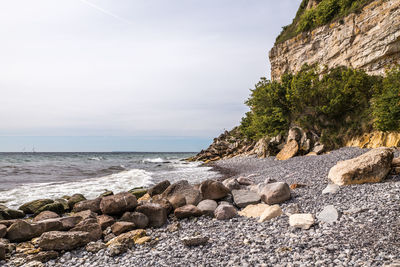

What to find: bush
left=372, top=67, right=400, bottom=131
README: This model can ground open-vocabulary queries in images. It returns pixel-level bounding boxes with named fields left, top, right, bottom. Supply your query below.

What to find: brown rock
left=38, top=231, right=91, bottom=251
left=136, top=203, right=167, bottom=228
left=276, top=140, right=299, bottom=160
left=152, top=197, right=173, bottom=215
left=393, top=157, right=400, bottom=167
left=174, top=205, right=203, bottom=219
left=26, top=251, right=59, bottom=263
left=0, top=224, right=6, bottom=238
left=106, top=229, right=146, bottom=248
left=71, top=218, right=102, bottom=241
left=0, top=220, right=17, bottom=227
left=135, top=236, right=151, bottom=245
left=111, top=222, right=136, bottom=236
left=148, top=180, right=171, bottom=197
left=168, top=194, right=186, bottom=209
left=199, top=180, right=230, bottom=200
left=214, top=204, right=237, bottom=220
left=162, top=180, right=202, bottom=206
left=259, top=182, right=291, bottom=205
left=0, top=242, right=5, bottom=261
left=85, top=241, right=106, bottom=253
left=100, top=192, right=138, bottom=215
left=197, top=200, right=218, bottom=217
left=36, top=218, right=64, bottom=232
left=120, top=212, right=148, bottom=229
left=97, top=215, right=115, bottom=230
left=57, top=216, right=82, bottom=230
left=328, top=147, right=394, bottom=185
left=67, top=194, right=86, bottom=209
left=6, top=220, right=44, bottom=242
left=72, top=198, right=101, bottom=214
left=74, top=210, right=97, bottom=220
left=181, top=236, right=209, bottom=247
left=33, top=211, right=60, bottom=222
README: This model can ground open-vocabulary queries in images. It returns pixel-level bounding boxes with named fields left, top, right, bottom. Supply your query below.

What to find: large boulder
left=174, top=205, right=203, bottom=219
left=214, top=204, right=237, bottom=220
left=120, top=212, right=149, bottom=229
left=72, top=198, right=101, bottom=214
left=37, top=218, right=64, bottom=232
left=6, top=220, right=44, bottom=242
left=0, top=224, right=6, bottom=238
left=0, top=205, right=25, bottom=220
left=258, top=182, right=291, bottom=205
left=74, top=210, right=97, bottom=220
left=96, top=215, right=115, bottom=230
left=197, top=200, right=218, bottom=217
left=148, top=180, right=171, bottom=196
left=100, top=192, right=138, bottom=215
left=35, top=202, right=65, bottom=215
left=232, top=190, right=260, bottom=208
left=328, top=147, right=394, bottom=185
left=0, top=243, right=4, bottom=261
left=111, top=222, right=136, bottom=236
left=67, top=194, right=87, bottom=210
left=222, top=178, right=241, bottom=191
left=19, top=199, right=54, bottom=214
left=199, top=180, right=230, bottom=200
left=152, top=196, right=173, bottom=215
left=276, top=140, right=299, bottom=160
left=136, top=203, right=167, bottom=228
left=33, top=211, right=60, bottom=222
left=168, top=194, right=187, bottom=209
left=38, top=231, right=91, bottom=251
left=71, top=218, right=102, bottom=241
left=162, top=180, right=202, bottom=206
left=55, top=216, right=82, bottom=230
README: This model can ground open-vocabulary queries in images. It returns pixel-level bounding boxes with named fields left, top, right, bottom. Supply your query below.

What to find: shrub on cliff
left=372, top=67, right=400, bottom=131
left=240, top=65, right=386, bottom=149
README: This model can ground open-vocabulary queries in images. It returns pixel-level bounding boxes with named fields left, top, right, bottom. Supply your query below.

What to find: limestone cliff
left=269, top=0, right=400, bottom=80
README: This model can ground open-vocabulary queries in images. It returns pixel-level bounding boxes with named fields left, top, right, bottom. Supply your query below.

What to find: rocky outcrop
left=328, top=147, right=393, bottom=185
left=270, top=0, right=400, bottom=80
left=346, top=131, right=400, bottom=148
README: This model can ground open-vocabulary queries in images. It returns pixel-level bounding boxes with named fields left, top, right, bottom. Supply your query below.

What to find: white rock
left=322, top=184, right=340, bottom=194
left=289, top=214, right=314, bottom=230
left=258, top=205, right=282, bottom=222
left=317, top=205, right=340, bottom=224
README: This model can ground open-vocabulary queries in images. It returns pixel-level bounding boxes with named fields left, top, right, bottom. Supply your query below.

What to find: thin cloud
left=78, top=0, right=133, bottom=25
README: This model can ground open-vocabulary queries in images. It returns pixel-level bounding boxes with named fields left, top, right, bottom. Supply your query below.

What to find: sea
left=0, top=152, right=220, bottom=209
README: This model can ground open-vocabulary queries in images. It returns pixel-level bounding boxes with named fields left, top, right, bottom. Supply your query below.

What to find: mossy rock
left=35, top=202, right=65, bottom=215
left=99, top=191, right=114, bottom=198
left=129, top=187, right=148, bottom=199
left=19, top=199, right=54, bottom=214
left=55, top=198, right=70, bottom=211
left=0, top=204, right=25, bottom=219
left=67, top=194, right=86, bottom=209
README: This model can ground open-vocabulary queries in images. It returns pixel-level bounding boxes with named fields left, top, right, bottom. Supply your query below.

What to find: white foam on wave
left=0, top=168, right=153, bottom=209
left=143, top=157, right=165, bottom=163
left=88, top=156, right=105, bottom=161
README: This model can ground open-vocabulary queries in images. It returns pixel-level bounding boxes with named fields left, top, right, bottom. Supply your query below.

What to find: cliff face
left=269, top=0, right=400, bottom=80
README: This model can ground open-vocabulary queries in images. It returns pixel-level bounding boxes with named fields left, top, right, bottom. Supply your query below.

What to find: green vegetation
left=275, top=0, right=376, bottom=44
left=240, top=65, right=400, bottom=149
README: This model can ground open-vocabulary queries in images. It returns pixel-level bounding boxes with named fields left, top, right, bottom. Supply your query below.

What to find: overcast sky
left=0, top=0, right=301, bottom=152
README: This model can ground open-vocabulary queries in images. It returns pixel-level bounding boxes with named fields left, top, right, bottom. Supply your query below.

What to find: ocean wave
left=88, top=156, right=105, bottom=161
left=143, top=157, right=169, bottom=163
left=0, top=168, right=154, bottom=209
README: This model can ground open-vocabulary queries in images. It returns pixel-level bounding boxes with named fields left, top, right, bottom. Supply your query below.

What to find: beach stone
left=111, top=222, right=136, bottom=236
left=289, top=214, right=315, bottom=230
left=107, top=243, right=128, bottom=256
left=259, top=182, right=291, bottom=204
left=136, top=203, right=167, bottom=227
left=258, top=205, right=283, bottom=222
left=106, top=229, right=146, bottom=248
left=35, top=202, right=65, bottom=215
left=0, top=242, right=4, bottom=261
left=6, top=220, right=44, bottom=242
left=200, top=179, right=230, bottom=200
left=23, top=260, right=44, bottom=267
left=168, top=194, right=187, bottom=209
left=313, top=144, right=325, bottom=154
left=67, top=194, right=86, bottom=209
left=317, top=205, right=340, bottom=224
left=0, top=205, right=25, bottom=220
left=135, top=236, right=151, bottom=245
left=38, top=231, right=91, bottom=251
left=36, top=218, right=64, bottom=232
left=162, top=180, right=202, bottom=206
left=276, top=140, right=299, bottom=160
left=152, top=196, right=173, bottom=215
left=120, top=212, right=149, bottom=229
left=96, top=214, right=115, bottom=230
left=100, top=192, right=138, bottom=215
left=328, top=147, right=393, bottom=185
left=238, top=203, right=270, bottom=218
left=33, top=211, right=60, bottom=222
left=197, top=200, right=218, bottom=217
left=322, top=184, right=340, bottom=194
left=72, top=198, right=101, bottom=214
left=86, top=241, right=106, bottom=253
left=174, top=205, right=203, bottom=219
left=25, top=250, right=59, bottom=263
left=237, top=177, right=254, bottom=186
left=222, top=178, right=241, bottom=191
left=214, top=204, right=237, bottom=220
left=232, top=190, right=261, bottom=208
left=74, top=210, right=97, bottom=220
left=57, top=216, right=82, bottom=230
left=181, top=236, right=209, bottom=247
left=148, top=180, right=171, bottom=196
left=284, top=203, right=301, bottom=216
left=0, top=225, right=6, bottom=238
left=71, top=218, right=102, bottom=241
left=19, top=199, right=54, bottom=214
left=129, top=187, right=148, bottom=199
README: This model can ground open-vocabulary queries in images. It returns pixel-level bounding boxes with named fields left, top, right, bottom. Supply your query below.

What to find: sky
left=0, top=0, right=301, bottom=152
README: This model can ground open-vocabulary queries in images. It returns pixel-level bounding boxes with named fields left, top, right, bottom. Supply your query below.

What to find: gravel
left=4, top=147, right=400, bottom=267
